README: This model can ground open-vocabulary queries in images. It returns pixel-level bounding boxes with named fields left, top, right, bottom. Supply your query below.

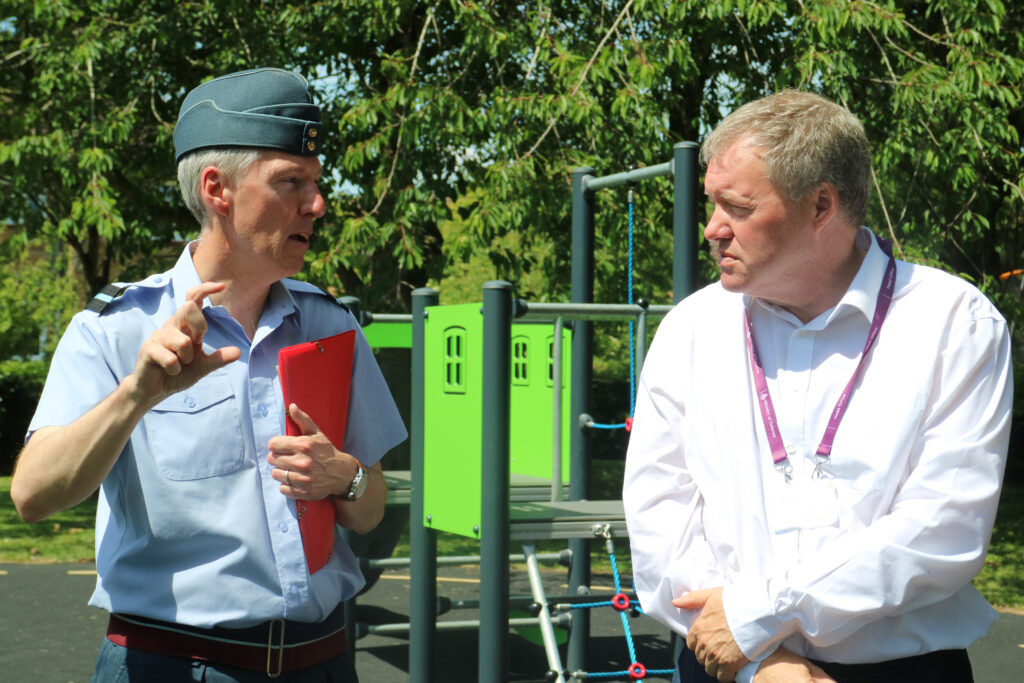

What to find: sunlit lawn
left=0, top=476, right=96, bottom=563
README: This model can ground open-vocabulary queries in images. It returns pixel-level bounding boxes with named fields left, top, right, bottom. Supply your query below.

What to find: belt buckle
left=266, top=618, right=286, bottom=678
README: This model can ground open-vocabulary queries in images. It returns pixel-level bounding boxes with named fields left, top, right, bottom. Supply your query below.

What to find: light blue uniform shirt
left=29, top=244, right=407, bottom=628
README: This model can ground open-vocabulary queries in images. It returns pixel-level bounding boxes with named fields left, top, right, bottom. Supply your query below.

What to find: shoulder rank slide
left=86, top=284, right=129, bottom=314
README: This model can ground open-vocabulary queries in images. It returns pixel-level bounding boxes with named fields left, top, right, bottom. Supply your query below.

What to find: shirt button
left=259, top=405, right=269, bottom=417
left=278, top=522, right=288, bottom=533
left=184, top=396, right=196, bottom=408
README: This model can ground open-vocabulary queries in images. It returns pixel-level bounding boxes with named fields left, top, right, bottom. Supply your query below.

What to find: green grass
left=3, top=474, right=1022, bottom=610
left=0, top=476, right=96, bottom=563
left=973, top=481, right=1024, bottom=609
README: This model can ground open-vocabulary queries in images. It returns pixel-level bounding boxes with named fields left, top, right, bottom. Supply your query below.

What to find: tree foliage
left=0, top=0, right=1021, bottom=327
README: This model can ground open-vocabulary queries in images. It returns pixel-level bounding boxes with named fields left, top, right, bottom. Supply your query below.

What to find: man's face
left=703, top=142, right=816, bottom=306
left=224, top=151, right=325, bottom=282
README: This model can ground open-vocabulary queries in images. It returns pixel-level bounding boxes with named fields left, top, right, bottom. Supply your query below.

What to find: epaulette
left=283, top=279, right=351, bottom=314
left=332, top=295, right=352, bottom=315
left=85, top=284, right=130, bottom=314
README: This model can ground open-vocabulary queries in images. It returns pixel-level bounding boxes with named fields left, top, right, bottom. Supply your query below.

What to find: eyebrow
left=707, top=188, right=754, bottom=205
left=272, top=166, right=321, bottom=182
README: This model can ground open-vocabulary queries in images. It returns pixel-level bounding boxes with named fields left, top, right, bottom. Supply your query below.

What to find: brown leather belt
left=106, top=606, right=347, bottom=678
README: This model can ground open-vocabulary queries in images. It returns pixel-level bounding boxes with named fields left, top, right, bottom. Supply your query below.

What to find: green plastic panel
left=422, top=304, right=572, bottom=539
left=509, top=322, right=571, bottom=483
left=362, top=321, right=413, bottom=349
left=423, top=304, right=484, bottom=538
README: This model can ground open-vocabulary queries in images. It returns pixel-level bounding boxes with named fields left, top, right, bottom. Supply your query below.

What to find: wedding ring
left=285, top=471, right=291, bottom=486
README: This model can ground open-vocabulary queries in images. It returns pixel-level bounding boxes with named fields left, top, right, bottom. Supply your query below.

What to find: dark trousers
left=673, top=645, right=973, bottom=683
left=90, top=638, right=359, bottom=683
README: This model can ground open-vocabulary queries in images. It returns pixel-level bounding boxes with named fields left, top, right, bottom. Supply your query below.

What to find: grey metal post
left=568, top=167, right=594, bottom=671
left=480, top=281, right=513, bottom=682
left=673, top=141, right=699, bottom=303
left=551, top=316, right=564, bottom=502
left=409, top=287, right=438, bottom=683
left=337, top=295, right=362, bottom=655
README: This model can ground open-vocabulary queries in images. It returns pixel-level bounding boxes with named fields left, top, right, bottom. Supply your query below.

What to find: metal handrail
left=514, top=300, right=672, bottom=322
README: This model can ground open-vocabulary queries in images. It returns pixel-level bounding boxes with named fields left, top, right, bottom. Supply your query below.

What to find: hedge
left=0, top=359, right=47, bottom=475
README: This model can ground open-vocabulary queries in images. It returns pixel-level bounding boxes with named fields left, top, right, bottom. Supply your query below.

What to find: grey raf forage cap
left=173, top=67, right=323, bottom=162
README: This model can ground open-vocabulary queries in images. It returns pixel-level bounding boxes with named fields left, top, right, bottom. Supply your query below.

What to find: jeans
left=90, top=638, right=359, bottom=683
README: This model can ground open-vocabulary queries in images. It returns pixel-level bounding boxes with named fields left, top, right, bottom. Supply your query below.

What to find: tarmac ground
left=1, top=562, right=1021, bottom=682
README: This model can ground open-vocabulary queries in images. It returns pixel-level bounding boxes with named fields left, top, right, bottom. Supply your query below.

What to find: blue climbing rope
left=588, top=422, right=627, bottom=430
left=566, top=536, right=674, bottom=680
left=627, top=187, right=637, bottom=419
left=610, top=550, right=639, bottom=665
left=586, top=188, right=638, bottom=434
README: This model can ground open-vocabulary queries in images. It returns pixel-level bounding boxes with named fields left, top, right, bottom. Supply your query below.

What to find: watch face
left=349, top=465, right=367, bottom=500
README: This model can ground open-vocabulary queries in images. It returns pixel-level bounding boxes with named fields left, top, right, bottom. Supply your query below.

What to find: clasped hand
left=673, top=588, right=837, bottom=682
left=673, top=587, right=749, bottom=681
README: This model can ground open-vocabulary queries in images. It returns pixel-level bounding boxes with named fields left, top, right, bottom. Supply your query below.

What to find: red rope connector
left=628, top=662, right=647, bottom=679
left=611, top=593, right=631, bottom=611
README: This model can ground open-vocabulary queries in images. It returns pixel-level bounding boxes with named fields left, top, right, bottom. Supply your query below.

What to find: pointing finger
left=185, top=281, right=226, bottom=304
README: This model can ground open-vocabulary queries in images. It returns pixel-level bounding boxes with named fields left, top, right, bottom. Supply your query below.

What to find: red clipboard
left=278, top=330, right=356, bottom=574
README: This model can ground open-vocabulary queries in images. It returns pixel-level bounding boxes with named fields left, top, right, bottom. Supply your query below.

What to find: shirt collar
left=827, top=227, right=890, bottom=326
left=169, top=241, right=300, bottom=324
left=167, top=241, right=205, bottom=310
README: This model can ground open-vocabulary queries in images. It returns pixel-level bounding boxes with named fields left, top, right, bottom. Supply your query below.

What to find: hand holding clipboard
left=275, top=330, right=356, bottom=574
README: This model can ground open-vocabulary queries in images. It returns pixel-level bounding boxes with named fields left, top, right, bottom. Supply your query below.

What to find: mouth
left=709, top=242, right=736, bottom=266
left=289, top=233, right=311, bottom=244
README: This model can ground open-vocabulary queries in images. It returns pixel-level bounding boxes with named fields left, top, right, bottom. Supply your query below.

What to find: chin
left=718, top=272, right=748, bottom=293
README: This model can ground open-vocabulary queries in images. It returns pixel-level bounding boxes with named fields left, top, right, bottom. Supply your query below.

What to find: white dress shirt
left=623, top=228, right=1011, bottom=680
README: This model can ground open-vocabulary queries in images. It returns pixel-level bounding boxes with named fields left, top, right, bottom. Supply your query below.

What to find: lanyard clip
left=775, top=460, right=793, bottom=484
left=812, top=456, right=833, bottom=480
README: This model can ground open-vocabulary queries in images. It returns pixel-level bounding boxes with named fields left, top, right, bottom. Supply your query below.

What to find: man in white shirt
left=623, top=90, right=1011, bottom=683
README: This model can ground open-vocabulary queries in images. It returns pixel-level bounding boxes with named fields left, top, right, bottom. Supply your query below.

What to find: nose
left=304, top=187, right=326, bottom=219
left=703, top=204, right=732, bottom=242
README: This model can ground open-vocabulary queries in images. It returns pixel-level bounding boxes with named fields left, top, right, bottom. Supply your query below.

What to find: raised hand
left=127, top=281, right=241, bottom=409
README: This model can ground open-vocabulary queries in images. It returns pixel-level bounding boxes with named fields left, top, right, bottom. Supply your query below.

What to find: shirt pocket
left=145, top=373, right=246, bottom=481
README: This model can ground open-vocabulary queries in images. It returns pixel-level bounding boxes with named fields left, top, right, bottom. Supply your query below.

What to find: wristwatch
left=345, top=463, right=367, bottom=501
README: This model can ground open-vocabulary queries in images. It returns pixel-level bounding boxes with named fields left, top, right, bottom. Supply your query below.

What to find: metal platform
left=385, top=469, right=570, bottom=506
left=510, top=499, right=626, bottom=540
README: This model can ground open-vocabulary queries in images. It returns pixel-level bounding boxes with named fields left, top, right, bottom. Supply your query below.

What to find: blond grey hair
left=177, top=148, right=262, bottom=227
left=701, top=90, right=872, bottom=226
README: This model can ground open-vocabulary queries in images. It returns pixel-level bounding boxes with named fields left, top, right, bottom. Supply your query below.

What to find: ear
left=811, top=182, right=840, bottom=228
left=199, top=166, right=231, bottom=218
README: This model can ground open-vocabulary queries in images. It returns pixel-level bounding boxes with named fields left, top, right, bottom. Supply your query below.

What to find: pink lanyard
left=744, top=235, right=897, bottom=479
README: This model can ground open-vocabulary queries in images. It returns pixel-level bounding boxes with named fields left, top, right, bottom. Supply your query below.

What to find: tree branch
left=522, top=0, right=634, bottom=160
left=232, top=16, right=254, bottom=67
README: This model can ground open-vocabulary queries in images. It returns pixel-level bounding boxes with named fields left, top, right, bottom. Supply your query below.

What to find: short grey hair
left=177, top=148, right=262, bottom=227
left=701, top=90, right=872, bottom=227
